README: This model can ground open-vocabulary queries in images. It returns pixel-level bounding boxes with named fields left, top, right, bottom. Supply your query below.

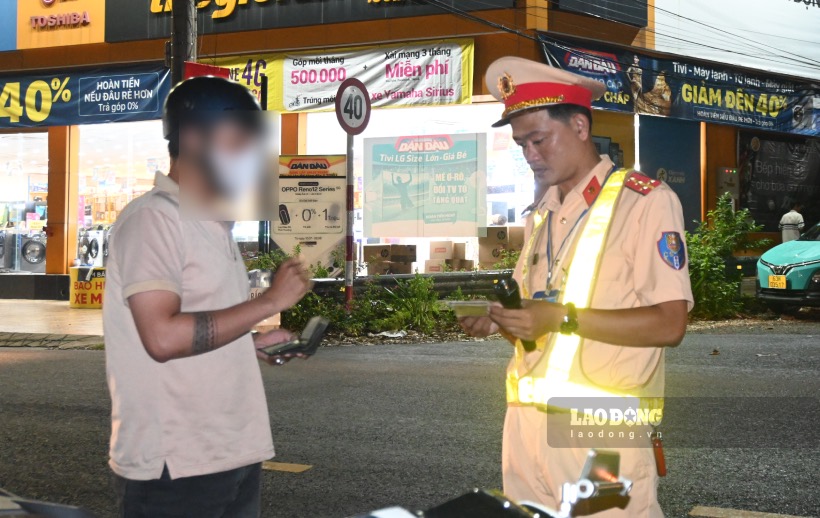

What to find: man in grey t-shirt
left=105, top=77, right=312, bottom=518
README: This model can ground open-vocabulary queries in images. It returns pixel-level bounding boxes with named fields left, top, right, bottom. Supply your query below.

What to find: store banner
left=738, top=133, right=820, bottom=232
left=541, top=37, right=819, bottom=137
left=105, top=0, right=513, bottom=42
left=638, top=116, right=702, bottom=232
left=655, top=0, right=820, bottom=82
left=363, top=133, right=487, bottom=237
left=213, top=39, right=474, bottom=112
left=17, top=0, right=105, bottom=50
left=282, top=40, right=471, bottom=112
left=0, top=0, right=17, bottom=51
left=0, top=66, right=170, bottom=128
left=272, top=155, right=347, bottom=267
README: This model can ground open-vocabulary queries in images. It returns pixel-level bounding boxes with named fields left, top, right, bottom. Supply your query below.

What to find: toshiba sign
left=31, top=0, right=90, bottom=29
left=31, top=12, right=91, bottom=30
left=17, top=0, right=105, bottom=49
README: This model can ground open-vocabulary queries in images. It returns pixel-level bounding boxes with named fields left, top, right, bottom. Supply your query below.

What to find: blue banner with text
left=541, top=36, right=818, bottom=137
left=0, top=66, right=170, bottom=128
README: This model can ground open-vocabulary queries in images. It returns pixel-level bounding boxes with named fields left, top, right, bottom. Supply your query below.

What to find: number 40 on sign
left=334, top=78, right=371, bottom=136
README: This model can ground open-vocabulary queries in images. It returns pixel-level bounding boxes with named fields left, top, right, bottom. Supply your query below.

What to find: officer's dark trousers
left=112, top=463, right=262, bottom=518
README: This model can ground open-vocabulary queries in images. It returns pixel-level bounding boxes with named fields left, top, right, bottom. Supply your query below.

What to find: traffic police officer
left=460, top=57, right=693, bottom=516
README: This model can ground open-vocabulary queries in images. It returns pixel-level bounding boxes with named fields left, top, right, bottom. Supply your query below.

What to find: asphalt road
left=1, top=329, right=818, bottom=518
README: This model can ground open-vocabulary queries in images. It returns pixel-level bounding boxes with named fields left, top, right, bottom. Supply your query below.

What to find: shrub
left=281, top=291, right=347, bottom=332
left=493, top=248, right=520, bottom=270
left=249, top=249, right=474, bottom=337
left=245, top=248, right=292, bottom=272
left=384, top=274, right=442, bottom=333
left=685, top=193, right=771, bottom=319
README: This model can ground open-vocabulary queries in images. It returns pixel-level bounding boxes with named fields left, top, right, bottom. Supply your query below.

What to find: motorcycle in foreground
left=354, top=449, right=632, bottom=518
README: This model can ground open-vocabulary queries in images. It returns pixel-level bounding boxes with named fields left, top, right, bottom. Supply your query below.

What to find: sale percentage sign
left=51, top=77, right=72, bottom=102
left=0, top=76, right=72, bottom=124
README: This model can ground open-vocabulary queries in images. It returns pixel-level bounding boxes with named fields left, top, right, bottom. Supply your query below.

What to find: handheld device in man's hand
left=494, top=278, right=537, bottom=352
left=260, top=316, right=329, bottom=357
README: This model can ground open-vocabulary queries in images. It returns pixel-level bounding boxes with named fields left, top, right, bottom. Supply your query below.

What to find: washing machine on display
left=82, top=227, right=106, bottom=268
left=77, top=229, right=89, bottom=265
left=8, top=232, right=47, bottom=273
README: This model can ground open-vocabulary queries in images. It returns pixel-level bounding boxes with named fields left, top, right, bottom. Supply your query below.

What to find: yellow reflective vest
left=507, top=168, right=662, bottom=423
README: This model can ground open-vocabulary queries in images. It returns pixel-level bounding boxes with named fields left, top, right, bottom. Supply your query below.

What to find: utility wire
left=471, top=0, right=820, bottom=71
left=420, top=0, right=820, bottom=87
left=644, top=0, right=820, bottom=65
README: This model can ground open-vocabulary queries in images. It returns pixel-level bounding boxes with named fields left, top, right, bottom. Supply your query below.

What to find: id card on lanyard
left=532, top=167, right=616, bottom=302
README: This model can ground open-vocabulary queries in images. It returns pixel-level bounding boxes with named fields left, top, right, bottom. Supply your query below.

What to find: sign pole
left=259, top=74, right=271, bottom=255
left=334, top=78, right=372, bottom=309
left=345, top=135, right=355, bottom=307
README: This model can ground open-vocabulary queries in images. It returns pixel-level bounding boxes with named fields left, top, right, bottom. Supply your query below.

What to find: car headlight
left=810, top=270, right=820, bottom=292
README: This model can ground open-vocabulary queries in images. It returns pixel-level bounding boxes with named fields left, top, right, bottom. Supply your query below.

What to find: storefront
left=1, top=0, right=668, bottom=294
left=0, top=64, right=171, bottom=284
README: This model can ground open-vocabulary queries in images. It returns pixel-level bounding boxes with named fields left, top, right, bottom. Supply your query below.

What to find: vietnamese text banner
left=106, top=0, right=513, bottom=43
left=213, top=39, right=473, bottom=112
left=0, top=66, right=170, bottom=128
left=541, top=36, right=819, bottom=137
left=364, top=134, right=487, bottom=238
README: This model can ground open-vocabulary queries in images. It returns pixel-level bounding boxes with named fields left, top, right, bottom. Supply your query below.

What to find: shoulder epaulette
left=624, top=171, right=661, bottom=196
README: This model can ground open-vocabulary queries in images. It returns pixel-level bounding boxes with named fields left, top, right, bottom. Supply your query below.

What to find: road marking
left=690, top=506, right=809, bottom=518
left=262, top=461, right=312, bottom=473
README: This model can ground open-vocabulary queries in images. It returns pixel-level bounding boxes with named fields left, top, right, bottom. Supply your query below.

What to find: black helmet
left=162, top=76, right=262, bottom=140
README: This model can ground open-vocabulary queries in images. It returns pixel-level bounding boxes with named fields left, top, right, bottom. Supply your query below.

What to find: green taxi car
left=757, top=222, right=820, bottom=309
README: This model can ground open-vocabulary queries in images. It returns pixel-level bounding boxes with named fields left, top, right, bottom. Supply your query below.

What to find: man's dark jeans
left=112, top=463, right=262, bottom=518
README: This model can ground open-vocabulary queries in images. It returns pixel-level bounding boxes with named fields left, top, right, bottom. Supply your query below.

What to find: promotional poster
left=541, top=37, right=819, bottom=137
left=213, top=39, right=473, bottom=112
left=0, top=66, right=170, bottom=128
left=272, top=155, right=347, bottom=268
left=364, top=134, right=487, bottom=237
left=738, top=133, right=820, bottom=232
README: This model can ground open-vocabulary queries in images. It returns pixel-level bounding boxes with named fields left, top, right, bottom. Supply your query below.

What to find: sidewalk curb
left=0, top=333, right=104, bottom=350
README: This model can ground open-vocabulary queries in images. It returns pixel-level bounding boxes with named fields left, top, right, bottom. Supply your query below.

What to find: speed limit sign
left=335, top=78, right=371, bottom=135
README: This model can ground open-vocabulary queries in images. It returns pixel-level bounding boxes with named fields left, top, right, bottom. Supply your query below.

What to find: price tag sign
left=335, top=78, right=371, bottom=135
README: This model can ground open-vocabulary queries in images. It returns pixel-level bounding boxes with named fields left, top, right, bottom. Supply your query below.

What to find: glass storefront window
left=0, top=131, right=49, bottom=272
left=78, top=120, right=168, bottom=229
left=74, top=120, right=168, bottom=267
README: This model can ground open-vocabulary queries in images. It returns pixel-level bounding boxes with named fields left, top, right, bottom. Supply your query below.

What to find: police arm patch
left=657, top=231, right=686, bottom=270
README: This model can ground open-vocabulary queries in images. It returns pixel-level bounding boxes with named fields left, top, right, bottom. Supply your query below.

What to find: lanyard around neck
left=544, top=166, right=617, bottom=290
